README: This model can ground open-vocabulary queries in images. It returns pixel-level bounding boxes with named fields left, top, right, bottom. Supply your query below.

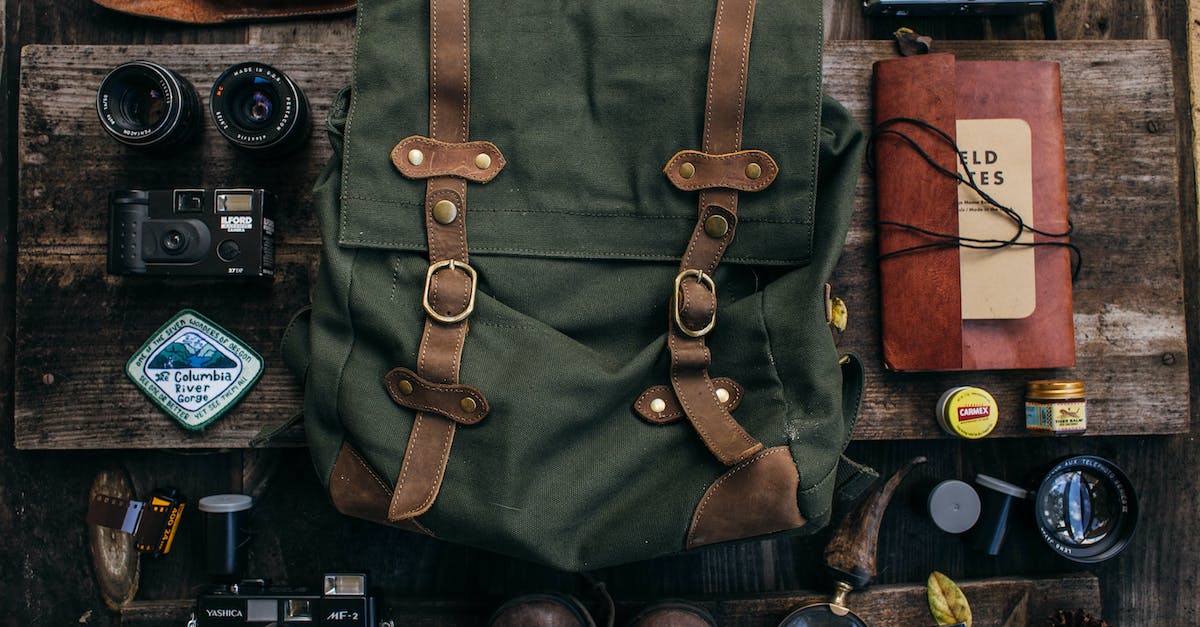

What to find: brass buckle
left=673, top=269, right=717, bottom=338
left=422, top=259, right=477, bottom=324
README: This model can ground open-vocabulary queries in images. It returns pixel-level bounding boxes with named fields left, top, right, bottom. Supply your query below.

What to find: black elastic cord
left=867, top=117, right=1081, bottom=281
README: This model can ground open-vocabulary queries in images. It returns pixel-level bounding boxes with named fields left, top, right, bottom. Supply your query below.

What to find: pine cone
left=1044, top=608, right=1111, bottom=627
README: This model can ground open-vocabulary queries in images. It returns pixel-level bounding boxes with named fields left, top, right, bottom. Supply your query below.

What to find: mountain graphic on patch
left=127, top=310, right=264, bottom=431
left=146, top=332, right=239, bottom=369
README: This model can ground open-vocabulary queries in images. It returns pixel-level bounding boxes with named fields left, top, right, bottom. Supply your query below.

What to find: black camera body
left=863, top=0, right=1051, bottom=17
left=107, top=188, right=275, bottom=278
left=195, top=573, right=376, bottom=626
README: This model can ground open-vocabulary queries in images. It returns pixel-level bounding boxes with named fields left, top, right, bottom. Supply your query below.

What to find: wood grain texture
left=115, top=573, right=1100, bottom=627
left=1, top=3, right=1197, bottom=627
left=14, top=40, right=1188, bottom=448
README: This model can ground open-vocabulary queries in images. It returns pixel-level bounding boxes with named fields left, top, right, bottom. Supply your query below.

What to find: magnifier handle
left=823, top=456, right=927, bottom=589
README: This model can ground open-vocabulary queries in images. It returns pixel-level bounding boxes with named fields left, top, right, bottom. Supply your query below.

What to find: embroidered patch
left=126, top=309, right=264, bottom=431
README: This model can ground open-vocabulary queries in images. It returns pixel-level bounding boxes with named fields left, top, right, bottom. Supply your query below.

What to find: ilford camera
left=107, top=189, right=275, bottom=278
left=195, top=573, right=376, bottom=626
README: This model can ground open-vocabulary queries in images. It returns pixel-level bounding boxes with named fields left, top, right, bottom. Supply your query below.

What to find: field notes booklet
left=873, top=54, right=1075, bottom=371
left=957, top=118, right=1036, bottom=320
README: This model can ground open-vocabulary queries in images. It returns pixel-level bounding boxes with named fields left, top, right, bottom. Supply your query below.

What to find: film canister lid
left=976, top=474, right=1029, bottom=500
left=928, top=480, right=981, bottom=534
left=198, top=494, right=253, bottom=513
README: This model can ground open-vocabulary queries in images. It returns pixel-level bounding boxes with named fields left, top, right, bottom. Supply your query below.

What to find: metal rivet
left=704, top=214, right=729, bottom=238
left=460, top=397, right=478, bottom=413
left=649, top=398, right=667, bottom=413
left=433, top=200, right=458, bottom=224
left=397, top=380, right=414, bottom=395
left=679, top=162, right=696, bottom=179
left=745, top=162, right=762, bottom=179
left=407, top=149, right=425, bottom=166
left=715, top=388, right=730, bottom=403
left=474, top=153, right=492, bottom=169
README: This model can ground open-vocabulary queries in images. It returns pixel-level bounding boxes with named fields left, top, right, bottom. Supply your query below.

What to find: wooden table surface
left=1, top=1, right=1196, bottom=625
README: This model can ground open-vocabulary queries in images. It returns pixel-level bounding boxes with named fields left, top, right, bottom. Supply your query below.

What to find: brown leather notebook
left=873, top=53, right=1075, bottom=372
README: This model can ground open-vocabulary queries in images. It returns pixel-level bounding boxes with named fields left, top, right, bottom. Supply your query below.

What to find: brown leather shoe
left=91, top=0, right=356, bottom=24
left=628, top=601, right=717, bottom=627
left=487, top=593, right=596, bottom=627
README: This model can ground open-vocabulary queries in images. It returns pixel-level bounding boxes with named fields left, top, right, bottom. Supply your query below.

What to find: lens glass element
left=117, top=76, right=166, bottom=129
left=97, top=61, right=200, bottom=149
left=161, top=230, right=187, bottom=254
left=210, top=63, right=310, bottom=153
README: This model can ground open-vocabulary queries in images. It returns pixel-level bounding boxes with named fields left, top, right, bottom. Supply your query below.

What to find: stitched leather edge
left=634, top=378, right=744, bottom=424
left=685, top=446, right=804, bottom=549
left=663, top=149, right=779, bottom=191
left=391, top=135, right=506, bottom=183
left=384, top=367, right=489, bottom=425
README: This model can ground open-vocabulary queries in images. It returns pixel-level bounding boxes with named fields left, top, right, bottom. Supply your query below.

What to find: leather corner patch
left=329, top=442, right=432, bottom=536
left=634, top=378, right=744, bottom=424
left=685, top=446, right=805, bottom=549
left=391, top=135, right=506, bottom=183
left=663, top=149, right=779, bottom=192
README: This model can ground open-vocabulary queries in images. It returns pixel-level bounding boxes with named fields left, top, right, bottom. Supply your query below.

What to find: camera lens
left=210, top=62, right=310, bottom=154
left=97, top=61, right=201, bottom=149
left=161, top=229, right=187, bottom=253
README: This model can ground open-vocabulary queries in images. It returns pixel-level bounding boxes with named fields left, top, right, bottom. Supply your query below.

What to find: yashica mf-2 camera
left=107, top=188, right=275, bottom=278
left=194, top=573, right=376, bottom=626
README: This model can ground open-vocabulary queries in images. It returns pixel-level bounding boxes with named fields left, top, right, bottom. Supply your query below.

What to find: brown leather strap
left=665, top=0, right=767, bottom=466
left=387, top=0, right=479, bottom=522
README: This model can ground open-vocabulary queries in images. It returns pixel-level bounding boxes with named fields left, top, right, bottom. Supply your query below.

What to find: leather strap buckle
left=423, top=259, right=477, bottom=323
left=673, top=269, right=717, bottom=337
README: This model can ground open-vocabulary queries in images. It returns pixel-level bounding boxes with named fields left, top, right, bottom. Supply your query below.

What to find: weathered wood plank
left=15, top=41, right=1187, bottom=448
left=116, top=573, right=1101, bottom=627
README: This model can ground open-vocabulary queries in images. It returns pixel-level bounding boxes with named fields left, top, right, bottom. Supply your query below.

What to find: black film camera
left=863, top=0, right=1052, bottom=16
left=194, top=573, right=377, bottom=626
left=107, top=188, right=275, bottom=278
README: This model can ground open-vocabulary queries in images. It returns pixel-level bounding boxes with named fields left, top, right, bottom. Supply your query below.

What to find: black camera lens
left=210, top=62, right=310, bottom=154
left=97, top=61, right=201, bottom=149
left=161, top=229, right=187, bottom=253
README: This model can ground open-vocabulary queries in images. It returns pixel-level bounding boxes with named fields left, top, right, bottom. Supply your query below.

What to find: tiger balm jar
left=1025, top=379, right=1087, bottom=435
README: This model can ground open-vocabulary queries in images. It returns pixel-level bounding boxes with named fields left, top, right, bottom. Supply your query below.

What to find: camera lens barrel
left=210, top=62, right=310, bottom=154
left=97, top=61, right=201, bottom=149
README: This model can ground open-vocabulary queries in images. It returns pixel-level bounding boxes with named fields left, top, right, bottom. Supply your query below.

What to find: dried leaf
left=927, top=571, right=972, bottom=627
left=830, top=296, right=848, bottom=333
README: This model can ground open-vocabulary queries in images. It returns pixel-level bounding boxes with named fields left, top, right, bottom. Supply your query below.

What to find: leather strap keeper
left=664, top=149, right=778, bottom=192
left=384, top=367, right=489, bottom=425
left=392, top=136, right=507, bottom=183
left=635, top=378, right=743, bottom=424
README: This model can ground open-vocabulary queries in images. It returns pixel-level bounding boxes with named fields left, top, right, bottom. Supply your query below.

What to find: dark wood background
left=1, top=1, right=1194, bottom=625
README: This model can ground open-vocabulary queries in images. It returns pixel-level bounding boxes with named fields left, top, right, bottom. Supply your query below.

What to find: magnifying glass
left=779, top=457, right=927, bottom=627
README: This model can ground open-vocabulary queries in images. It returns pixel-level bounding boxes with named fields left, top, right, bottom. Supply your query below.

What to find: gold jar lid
left=1026, top=379, right=1085, bottom=400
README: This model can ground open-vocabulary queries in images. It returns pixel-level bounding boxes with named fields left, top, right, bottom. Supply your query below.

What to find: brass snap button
left=679, top=162, right=696, bottom=179
left=433, top=200, right=458, bottom=224
left=474, top=153, right=492, bottom=170
left=460, top=397, right=478, bottom=413
left=649, top=398, right=667, bottom=413
left=704, top=214, right=729, bottom=238
left=745, top=162, right=762, bottom=180
left=715, top=388, right=730, bottom=403
left=397, top=380, right=414, bottom=395
left=407, top=149, right=425, bottom=167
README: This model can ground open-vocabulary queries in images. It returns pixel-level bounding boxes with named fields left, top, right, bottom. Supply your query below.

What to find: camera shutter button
left=217, top=239, right=241, bottom=262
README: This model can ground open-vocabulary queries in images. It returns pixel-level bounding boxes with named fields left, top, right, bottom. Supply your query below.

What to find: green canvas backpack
left=283, top=0, right=875, bottom=571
